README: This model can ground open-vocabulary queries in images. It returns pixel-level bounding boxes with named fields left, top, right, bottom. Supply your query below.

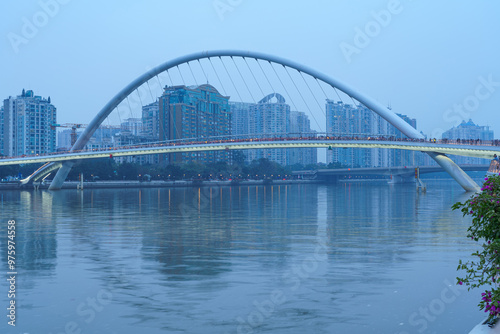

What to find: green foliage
left=454, top=174, right=500, bottom=320
left=116, top=162, right=138, bottom=180
left=0, top=165, right=20, bottom=179
left=68, top=158, right=117, bottom=181
left=0, top=164, right=44, bottom=179
left=244, top=158, right=289, bottom=179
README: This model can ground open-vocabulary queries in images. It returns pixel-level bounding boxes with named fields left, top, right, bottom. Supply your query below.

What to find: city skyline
left=2, top=85, right=495, bottom=170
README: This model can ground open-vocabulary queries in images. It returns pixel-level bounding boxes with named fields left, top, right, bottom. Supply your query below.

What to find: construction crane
left=50, top=123, right=88, bottom=146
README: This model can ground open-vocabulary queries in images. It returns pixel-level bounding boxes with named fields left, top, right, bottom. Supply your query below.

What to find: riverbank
left=0, top=179, right=320, bottom=190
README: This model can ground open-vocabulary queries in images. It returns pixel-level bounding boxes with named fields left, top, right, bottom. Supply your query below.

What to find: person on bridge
left=494, top=154, right=499, bottom=161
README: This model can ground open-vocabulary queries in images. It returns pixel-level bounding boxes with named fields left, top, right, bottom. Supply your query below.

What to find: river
left=0, top=180, right=488, bottom=333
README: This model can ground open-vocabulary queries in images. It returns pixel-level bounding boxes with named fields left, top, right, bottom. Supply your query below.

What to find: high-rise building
left=326, top=100, right=418, bottom=167
left=142, top=101, right=159, bottom=140
left=57, top=128, right=83, bottom=151
left=442, top=119, right=493, bottom=141
left=442, top=119, right=494, bottom=165
left=230, top=101, right=253, bottom=137
left=248, top=93, right=290, bottom=165
left=121, top=118, right=143, bottom=137
left=326, top=101, right=373, bottom=167
left=288, top=110, right=317, bottom=166
left=386, top=112, right=418, bottom=167
left=84, top=126, right=121, bottom=151
left=2, top=89, right=56, bottom=157
left=230, top=93, right=317, bottom=166
left=159, top=84, right=231, bottom=164
left=0, top=106, right=4, bottom=156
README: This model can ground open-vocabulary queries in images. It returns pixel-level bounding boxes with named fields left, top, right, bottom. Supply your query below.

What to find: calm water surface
left=0, top=180, right=488, bottom=333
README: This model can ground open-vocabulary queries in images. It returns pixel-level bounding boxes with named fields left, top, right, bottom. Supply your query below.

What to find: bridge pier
left=388, top=175, right=415, bottom=184
left=48, top=161, right=74, bottom=190
left=427, top=152, right=480, bottom=192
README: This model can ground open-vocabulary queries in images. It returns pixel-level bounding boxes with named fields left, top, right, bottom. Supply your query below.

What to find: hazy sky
left=1, top=0, right=499, bottom=139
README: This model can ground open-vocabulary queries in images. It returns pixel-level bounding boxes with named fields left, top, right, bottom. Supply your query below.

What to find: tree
left=454, top=174, right=500, bottom=322
left=69, top=158, right=117, bottom=180
left=247, top=158, right=288, bottom=179
left=232, top=150, right=246, bottom=166
left=116, top=162, right=138, bottom=180
left=165, top=164, right=183, bottom=180
left=0, top=165, right=20, bottom=179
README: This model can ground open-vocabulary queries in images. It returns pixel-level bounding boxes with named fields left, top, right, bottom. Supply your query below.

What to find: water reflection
left=0, top=181, right=486, bottom=333
left=1, top=191, right=57, bottom=276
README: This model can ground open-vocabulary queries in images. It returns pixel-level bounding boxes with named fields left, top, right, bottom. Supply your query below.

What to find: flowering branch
left=453, top=174, right=500, bottom=320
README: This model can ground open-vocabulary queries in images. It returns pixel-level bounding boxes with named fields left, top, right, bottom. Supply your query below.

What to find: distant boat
left=487, top=158, right=500, bottom=176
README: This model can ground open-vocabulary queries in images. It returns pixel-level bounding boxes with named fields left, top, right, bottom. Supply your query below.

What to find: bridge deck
left=1, top=139, right=499, bottom=166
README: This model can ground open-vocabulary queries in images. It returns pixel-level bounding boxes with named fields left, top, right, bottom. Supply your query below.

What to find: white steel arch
left=48, top=50, right=480, bottom=191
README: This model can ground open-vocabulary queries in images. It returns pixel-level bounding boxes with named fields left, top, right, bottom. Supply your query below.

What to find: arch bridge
left=21, top=50, right=488, bottom=192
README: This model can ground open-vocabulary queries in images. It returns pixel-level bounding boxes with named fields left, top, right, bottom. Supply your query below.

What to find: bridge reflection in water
left=293, top=164, right=490, bottom=183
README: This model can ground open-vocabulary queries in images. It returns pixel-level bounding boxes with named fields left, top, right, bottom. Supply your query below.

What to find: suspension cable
left=300, top=71, right=326, bottom=118
left=146, top=81, right=155, bottom=103
left=256, top=59, right=275, bottom=95
left=231, top=56, right=255, bottom=103
left=268, top=61, right=300, bottom=114
left=197, top=59, right=209, bottom=84
left=219, top=56, right=244, bottom=102
left=208, top=57, right=227, bottom=96
left=283, top=66, right=322, bottom=131
left=244, top=57, right=265, bottom=98
left=176, top=65, right=186, bottom=86
left=166, top=70, right=174, bottom=86
left=155, top=75, right=166, bottom=141
left=187, top=61, right=199, bottom=87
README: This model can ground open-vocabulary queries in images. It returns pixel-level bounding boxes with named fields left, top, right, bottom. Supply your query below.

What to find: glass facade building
left=159, top=84, right=231, bottom=164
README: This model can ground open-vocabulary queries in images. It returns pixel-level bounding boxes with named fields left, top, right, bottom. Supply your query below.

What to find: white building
left=442, top=119, right=493, bottom=141
left=442, top=119, right=494, bottom=165
left=121, top=118, right=143, bottom=136
left=230, top=93, right=317, bottom=166
left=2, top=89, right=56, bottom=157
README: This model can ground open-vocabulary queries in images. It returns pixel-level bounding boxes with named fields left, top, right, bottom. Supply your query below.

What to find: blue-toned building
left=159, top=84, right=231, bottom=164
left=442, top=119, right=494, bottom=165
left=326, top=100, right=419, bottom=167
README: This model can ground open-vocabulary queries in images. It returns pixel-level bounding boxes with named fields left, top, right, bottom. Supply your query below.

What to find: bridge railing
left=2, top=133, right=500, bottom=161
